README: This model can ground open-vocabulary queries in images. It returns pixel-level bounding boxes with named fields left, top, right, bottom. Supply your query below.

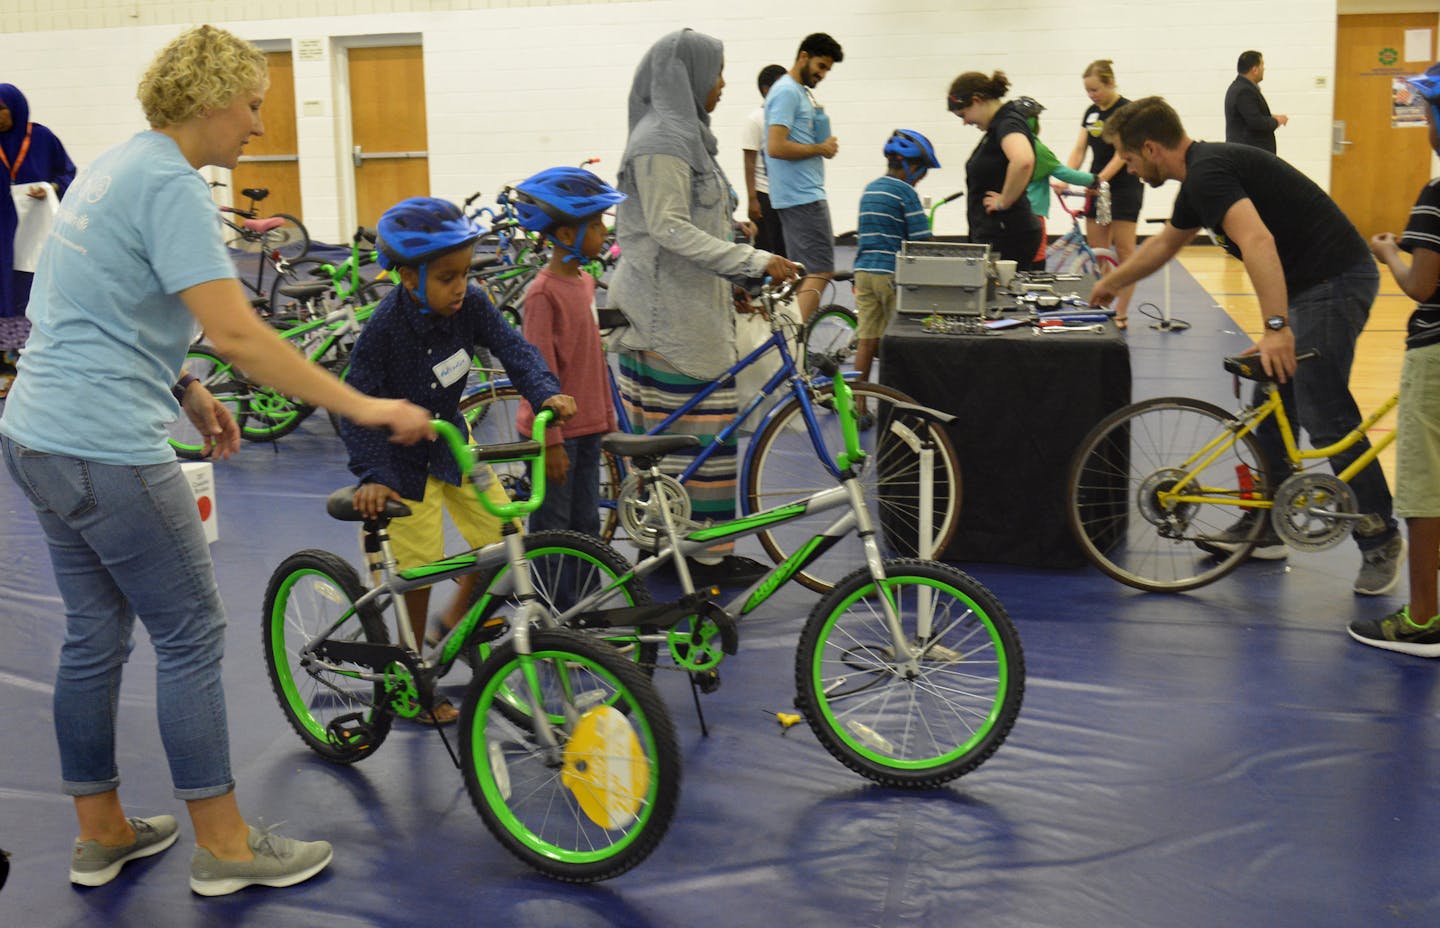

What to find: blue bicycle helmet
left=1405, top=63, right=1440, bottom=127
left=513, top=167, right=626, bottom=233
left=375, top=197, right=483, bottom=312
left=882, top=129, right=941, bottom=169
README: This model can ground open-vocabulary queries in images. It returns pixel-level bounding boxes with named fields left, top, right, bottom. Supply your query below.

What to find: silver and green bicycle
left=261, top=412, right=680, bottom=882
left=468, top=358, right=1025, bottom=789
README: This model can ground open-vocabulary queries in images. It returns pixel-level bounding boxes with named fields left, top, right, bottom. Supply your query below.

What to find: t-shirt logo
left=1085, top=113, right=1105, bottom=138
left=432, top=349, right=469, bottom=388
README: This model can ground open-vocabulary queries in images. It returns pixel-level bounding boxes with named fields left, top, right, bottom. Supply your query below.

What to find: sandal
left=413, top=698, right=459, bottom=726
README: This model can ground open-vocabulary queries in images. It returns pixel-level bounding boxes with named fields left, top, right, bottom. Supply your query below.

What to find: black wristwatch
left=1264, top=315, right=1288, bottom=332
left=172, top=372, right=200, bottom=402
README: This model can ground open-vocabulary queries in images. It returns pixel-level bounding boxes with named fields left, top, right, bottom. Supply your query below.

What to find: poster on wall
left=1393, top=76, right=1428, bottom=127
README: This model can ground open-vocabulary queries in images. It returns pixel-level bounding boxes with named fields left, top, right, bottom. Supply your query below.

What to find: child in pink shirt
left=512, top=167, right=623, bottom=533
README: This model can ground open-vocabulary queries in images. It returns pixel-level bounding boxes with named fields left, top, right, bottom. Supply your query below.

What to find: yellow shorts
left=383, top=468, right=515, bottom=570
left=854, top=270, right=897, bottom=339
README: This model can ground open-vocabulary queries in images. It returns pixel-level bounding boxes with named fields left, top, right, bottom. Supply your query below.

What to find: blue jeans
left=1250, top=260, right=1397, bottom=551
left=1, top=436, right=234, bottom=799
left=529, top=433, right=603, bottom=536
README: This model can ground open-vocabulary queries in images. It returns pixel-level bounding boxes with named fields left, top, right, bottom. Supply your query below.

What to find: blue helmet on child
left=375, top=197, right=483, bottom=313
left=882, top=129, right=941, bottom=169
left=512, top=167, right=626, bottom=234
left=375, top=197, right=483, bottom=271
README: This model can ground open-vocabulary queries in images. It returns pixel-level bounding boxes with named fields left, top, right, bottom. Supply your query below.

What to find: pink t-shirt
left=517, top=267, right=617, bottom=443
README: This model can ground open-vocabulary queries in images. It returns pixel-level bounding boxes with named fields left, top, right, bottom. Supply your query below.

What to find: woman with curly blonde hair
left=0, top=25, right=432, bottom=896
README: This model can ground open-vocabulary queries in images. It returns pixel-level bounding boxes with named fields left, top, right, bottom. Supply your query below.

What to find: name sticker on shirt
left=432, top=349, right=470, bottom=388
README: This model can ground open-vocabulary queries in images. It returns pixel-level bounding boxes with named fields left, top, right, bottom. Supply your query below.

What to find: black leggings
left=975, top=227, right=1044, bottom=269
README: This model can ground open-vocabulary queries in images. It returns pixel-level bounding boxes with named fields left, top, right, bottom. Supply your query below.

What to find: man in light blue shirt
left=765, top=31, right=843, bottom=321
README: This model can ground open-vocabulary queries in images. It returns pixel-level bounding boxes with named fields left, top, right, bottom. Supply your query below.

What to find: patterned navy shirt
left=340, top=282, right=561, bottom=500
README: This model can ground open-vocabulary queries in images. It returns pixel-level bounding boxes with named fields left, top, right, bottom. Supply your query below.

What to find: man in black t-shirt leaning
left=1089, top=96, right=1404, bottom=598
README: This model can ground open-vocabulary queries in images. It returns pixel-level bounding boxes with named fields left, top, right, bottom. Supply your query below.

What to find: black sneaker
left=1194, top=512, right=1288, bottom=561
left=686, top=555, right=770, bottom=586
left=1348, top=606, right=1440, bottom=657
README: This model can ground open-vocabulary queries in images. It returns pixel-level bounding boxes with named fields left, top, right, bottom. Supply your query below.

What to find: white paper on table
left=12, top=183, right=59, bottom=272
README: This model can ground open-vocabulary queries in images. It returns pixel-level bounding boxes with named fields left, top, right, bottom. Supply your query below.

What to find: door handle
left=353, top=145, right=363, bottom=169
left=1332, top=121, right=1354, bottom=156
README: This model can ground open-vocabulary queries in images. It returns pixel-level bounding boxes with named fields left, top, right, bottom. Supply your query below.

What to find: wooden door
left=232, top=50, right=302, bottom=220
left=1332, top=13, right=1437, bottom=241
left=349, top=46, right=429, bottom=230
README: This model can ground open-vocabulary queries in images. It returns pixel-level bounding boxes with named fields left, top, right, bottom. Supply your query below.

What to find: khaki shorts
left=384, top=469, right=515, bottom=569
left=854, top=270, right=897, bottom=339
left=1395, top=342, right=1440, bottom=518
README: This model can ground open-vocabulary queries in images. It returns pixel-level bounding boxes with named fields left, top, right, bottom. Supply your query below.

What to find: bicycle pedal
left=691, top=669, right=722, bottom=694
left=325, top=712, right=378, bottom=753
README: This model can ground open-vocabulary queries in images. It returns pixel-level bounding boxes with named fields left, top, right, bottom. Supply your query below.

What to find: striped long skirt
left=616, top=349, right=738, bottom=547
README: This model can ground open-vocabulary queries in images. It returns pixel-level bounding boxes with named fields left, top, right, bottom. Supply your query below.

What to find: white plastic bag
left=734, top=297, right=801, bottom=433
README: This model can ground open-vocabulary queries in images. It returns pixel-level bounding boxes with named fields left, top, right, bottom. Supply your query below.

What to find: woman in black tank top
left=1063, top=59, right=1142, bottom=328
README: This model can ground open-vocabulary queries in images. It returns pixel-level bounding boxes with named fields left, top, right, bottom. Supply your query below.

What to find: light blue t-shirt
left=854, top=176, right=932, bottom=275
left=0, top=131, right=236, bottom=464
left=764, top=74, right=829, bottom=209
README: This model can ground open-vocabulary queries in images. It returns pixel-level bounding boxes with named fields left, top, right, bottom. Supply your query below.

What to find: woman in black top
left=1064, top=58, right=1142, bottom=327
left=948, top=70, right=1040, bottom=267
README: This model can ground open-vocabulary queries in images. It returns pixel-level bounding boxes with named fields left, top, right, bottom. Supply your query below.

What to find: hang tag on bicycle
left=1096, top=182, right=1112, bottom=225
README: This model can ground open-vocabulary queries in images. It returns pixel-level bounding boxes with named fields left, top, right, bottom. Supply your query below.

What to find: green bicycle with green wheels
left=472, top=362, right=1024, bottom=788
left=261, top=412, right=680, bottom=882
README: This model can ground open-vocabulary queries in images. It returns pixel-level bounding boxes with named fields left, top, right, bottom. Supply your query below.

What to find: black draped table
left=879, top=317, right=1131, bottom=567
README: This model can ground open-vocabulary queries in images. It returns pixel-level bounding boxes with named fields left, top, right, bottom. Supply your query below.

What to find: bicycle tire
left=459, top=627, right=680, bottom=882
left=262, top=549, right=394, bottom=764
left=166, top=346, right=250, bottom=460
left=794, top=559, right=1023, bottom=788
left=459, top=386, right=622, bottom=542
left=745, top=381, right=962, bottom=593
left=1066, top=396, right=1274, bottom=592
left=261, top=213, right=311, bottom=261
left=801, top=304, right=858, bottom=374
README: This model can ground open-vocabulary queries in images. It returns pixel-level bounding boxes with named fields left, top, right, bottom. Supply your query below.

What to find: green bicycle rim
left=269, top=568, right=378, bottom=743
left=808, top=575, right=1012, bottom=770
left=469, top=646, right=661, bottom=863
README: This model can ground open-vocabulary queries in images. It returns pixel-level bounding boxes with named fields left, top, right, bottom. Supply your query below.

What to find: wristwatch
left=1264, top=315, right=1288, bottom=332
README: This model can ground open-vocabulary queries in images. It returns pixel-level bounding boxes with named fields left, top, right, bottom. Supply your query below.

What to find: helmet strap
left=408, top=263, right=433, bottom=314
left=557, top=220, right=590, bottom=265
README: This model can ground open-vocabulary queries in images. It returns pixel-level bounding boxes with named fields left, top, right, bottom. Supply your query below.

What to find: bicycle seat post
left=362, top=517, right=417, bottom=653
left=645, top=461, right=698, bottom=594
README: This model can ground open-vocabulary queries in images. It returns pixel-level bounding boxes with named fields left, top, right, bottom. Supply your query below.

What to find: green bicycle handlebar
left=430, top=410, right=554, bottom=520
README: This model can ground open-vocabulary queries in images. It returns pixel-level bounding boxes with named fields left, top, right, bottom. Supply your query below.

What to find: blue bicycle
left=459, top=275, right=962, bottom=593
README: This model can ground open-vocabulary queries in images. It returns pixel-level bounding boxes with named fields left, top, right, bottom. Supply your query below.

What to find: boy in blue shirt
left=340, top=197, right=575, bottom=723
left=853, top=130, right=939, bottom=403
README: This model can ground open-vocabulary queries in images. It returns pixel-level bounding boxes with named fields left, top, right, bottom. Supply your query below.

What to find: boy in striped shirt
left=853, top=130, right=938, bottom=409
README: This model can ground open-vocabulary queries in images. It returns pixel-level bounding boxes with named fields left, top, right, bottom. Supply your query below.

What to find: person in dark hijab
left=0, top=84, right=75, bottom=394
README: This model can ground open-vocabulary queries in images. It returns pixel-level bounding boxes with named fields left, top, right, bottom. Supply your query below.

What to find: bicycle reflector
left=562, top=705, right=649, bottom=829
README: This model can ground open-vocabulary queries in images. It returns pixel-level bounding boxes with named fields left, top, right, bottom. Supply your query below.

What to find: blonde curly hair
left=138, top=25, right=267, bottom=128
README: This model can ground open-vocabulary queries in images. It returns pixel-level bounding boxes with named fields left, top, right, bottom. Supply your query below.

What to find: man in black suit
left=1225, top=50, right=1287, bottom=154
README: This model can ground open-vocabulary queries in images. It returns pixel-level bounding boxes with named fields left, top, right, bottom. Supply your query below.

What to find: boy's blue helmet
left=375, top=197, right=483, bottom=271
left=512, top=167, right=626, bottom=234
left=882, top=129, right=941, bottom=169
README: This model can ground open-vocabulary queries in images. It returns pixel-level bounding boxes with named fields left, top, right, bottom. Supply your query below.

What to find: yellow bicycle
left=1066, top=352, right=1396, bottom=592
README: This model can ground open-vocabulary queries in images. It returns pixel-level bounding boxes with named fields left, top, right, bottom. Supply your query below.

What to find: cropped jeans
left=2, top=435, right=234, bottom=799
left=1249, top=259, right=1397, bottom=552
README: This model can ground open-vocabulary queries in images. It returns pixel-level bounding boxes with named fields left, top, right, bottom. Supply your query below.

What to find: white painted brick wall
left=0, top=0, right=1348, bottom=244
